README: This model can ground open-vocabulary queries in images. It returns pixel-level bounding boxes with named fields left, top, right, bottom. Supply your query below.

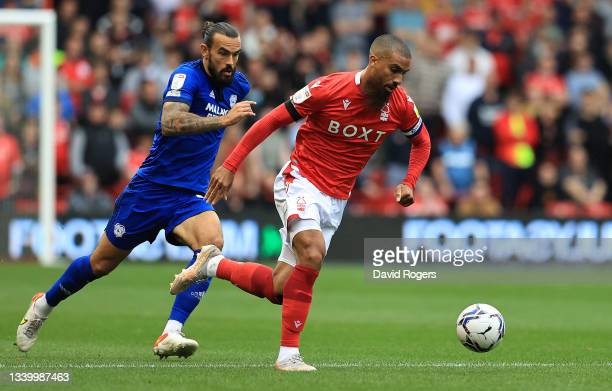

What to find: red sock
left=216, top=259, right=281, bottom=304
left=280, top=265, right=319, bottom=347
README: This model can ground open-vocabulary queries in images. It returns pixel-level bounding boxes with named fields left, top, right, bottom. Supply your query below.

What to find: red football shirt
left=287, top=71, right=424, bottom=199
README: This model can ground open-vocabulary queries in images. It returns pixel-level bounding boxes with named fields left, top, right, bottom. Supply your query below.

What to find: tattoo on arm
left=161, top=102, right=225, bottom=136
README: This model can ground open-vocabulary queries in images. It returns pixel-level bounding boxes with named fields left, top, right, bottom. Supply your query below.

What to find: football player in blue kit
left=16, top=21, right=255, bottom=358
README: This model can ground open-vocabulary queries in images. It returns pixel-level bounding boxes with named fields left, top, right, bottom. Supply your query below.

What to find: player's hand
left=223, top=101, right=256, bottom=127
left=205, top=166, right=235, bottom=205
left=395, top=184, right=414, bottom=207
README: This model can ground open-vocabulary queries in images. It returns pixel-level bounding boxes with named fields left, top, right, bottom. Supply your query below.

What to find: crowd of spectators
left=0, top=0, right=611, bottom=218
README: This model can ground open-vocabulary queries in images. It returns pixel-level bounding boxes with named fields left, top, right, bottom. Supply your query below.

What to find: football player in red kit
left=170, top=34, right=431, bottom=371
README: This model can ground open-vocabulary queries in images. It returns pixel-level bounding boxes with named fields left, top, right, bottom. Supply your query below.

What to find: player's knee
left=194, top=236, right=223, bottom=250
left=293, top=233, right=325, bottom=270
left=211, top=236, right=224, bottom=251
left=90, top=257, right=121, bottom=277
left=191, top=236, right=223, bottom=251
left=296, top=245, right=324, bottom=270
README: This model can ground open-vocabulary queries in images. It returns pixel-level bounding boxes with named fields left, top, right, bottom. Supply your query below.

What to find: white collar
left=355, top=70, right=364, bottom=85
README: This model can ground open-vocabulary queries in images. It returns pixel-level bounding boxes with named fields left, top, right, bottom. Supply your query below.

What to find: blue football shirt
left=137, top=59, right=250, bottom=192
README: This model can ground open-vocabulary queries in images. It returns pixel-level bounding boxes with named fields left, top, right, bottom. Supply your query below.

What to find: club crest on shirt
left=229, top=94, right=237, bottom=107
left=296, top=196, right=306, bottom=212
left=380, top=102, right=390, bottom=122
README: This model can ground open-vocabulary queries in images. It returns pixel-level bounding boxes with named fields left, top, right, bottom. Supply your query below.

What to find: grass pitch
left=1, top=262, right=611, bottom=390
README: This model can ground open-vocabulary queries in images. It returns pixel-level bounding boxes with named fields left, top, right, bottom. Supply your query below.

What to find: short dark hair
left=201, top=21, right=239, bottom=47
left=370, top=34, right=411, bottom=59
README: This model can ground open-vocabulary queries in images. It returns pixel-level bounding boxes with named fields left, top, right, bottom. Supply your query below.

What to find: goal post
left=0, top=9, right=56, bottom=265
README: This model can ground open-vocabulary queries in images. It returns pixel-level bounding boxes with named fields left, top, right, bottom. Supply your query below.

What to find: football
left=456, top=303, right=505, bottom=353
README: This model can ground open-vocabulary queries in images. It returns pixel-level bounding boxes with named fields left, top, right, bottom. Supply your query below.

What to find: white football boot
left=15, top=292, right=48, bottom=352
left=153, top=332, right=199, bottom=359
left=170, top=244, right=221, bottom=295
left=274, top=354, right=317, bottom=372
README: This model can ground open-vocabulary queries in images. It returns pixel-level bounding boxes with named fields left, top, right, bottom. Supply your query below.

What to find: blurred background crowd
left=0, top=0, right=611, bottom=218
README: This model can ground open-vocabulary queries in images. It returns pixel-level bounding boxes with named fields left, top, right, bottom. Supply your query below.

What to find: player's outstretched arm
left=397, top=125, right=431, bottom=207
left=161, top=101, right=256, bottom=136
left=205, top=102, right=296, bottom=204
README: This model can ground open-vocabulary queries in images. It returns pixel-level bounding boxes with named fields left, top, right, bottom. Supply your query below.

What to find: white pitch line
left=0, top=362, right=609, bottom=369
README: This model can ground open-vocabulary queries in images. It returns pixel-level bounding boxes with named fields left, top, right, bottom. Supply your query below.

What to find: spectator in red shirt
left=0, top=115, right=23, bottom=200
left=55, top=107, right=72, bottom=182
left=124, top=135, right=152, bottom=180
left=481, top=10, right=515, bottom=88
left=427, top=0, right=461, bottom=53
left=81, top=62, right=120, bottom=115
left=172, top=1, right=199, bottom=45
left=350, top=170, right=402, bottom=217
left=462, top=0, right=492, bottom=33
left=493, top=91, right=540, bottom=208
left=59, top=36, right=94, bottom=115
left=525, top=52, right=568, bottom=110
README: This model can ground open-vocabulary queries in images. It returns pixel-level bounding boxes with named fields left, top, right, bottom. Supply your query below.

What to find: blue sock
left=168, top=251, right=212, bottom=325
left=45, top=256, right=99, bottom=307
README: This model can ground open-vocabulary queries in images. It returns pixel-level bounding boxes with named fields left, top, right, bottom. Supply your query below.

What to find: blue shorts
left=104, top=175, right=214, bottom=250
